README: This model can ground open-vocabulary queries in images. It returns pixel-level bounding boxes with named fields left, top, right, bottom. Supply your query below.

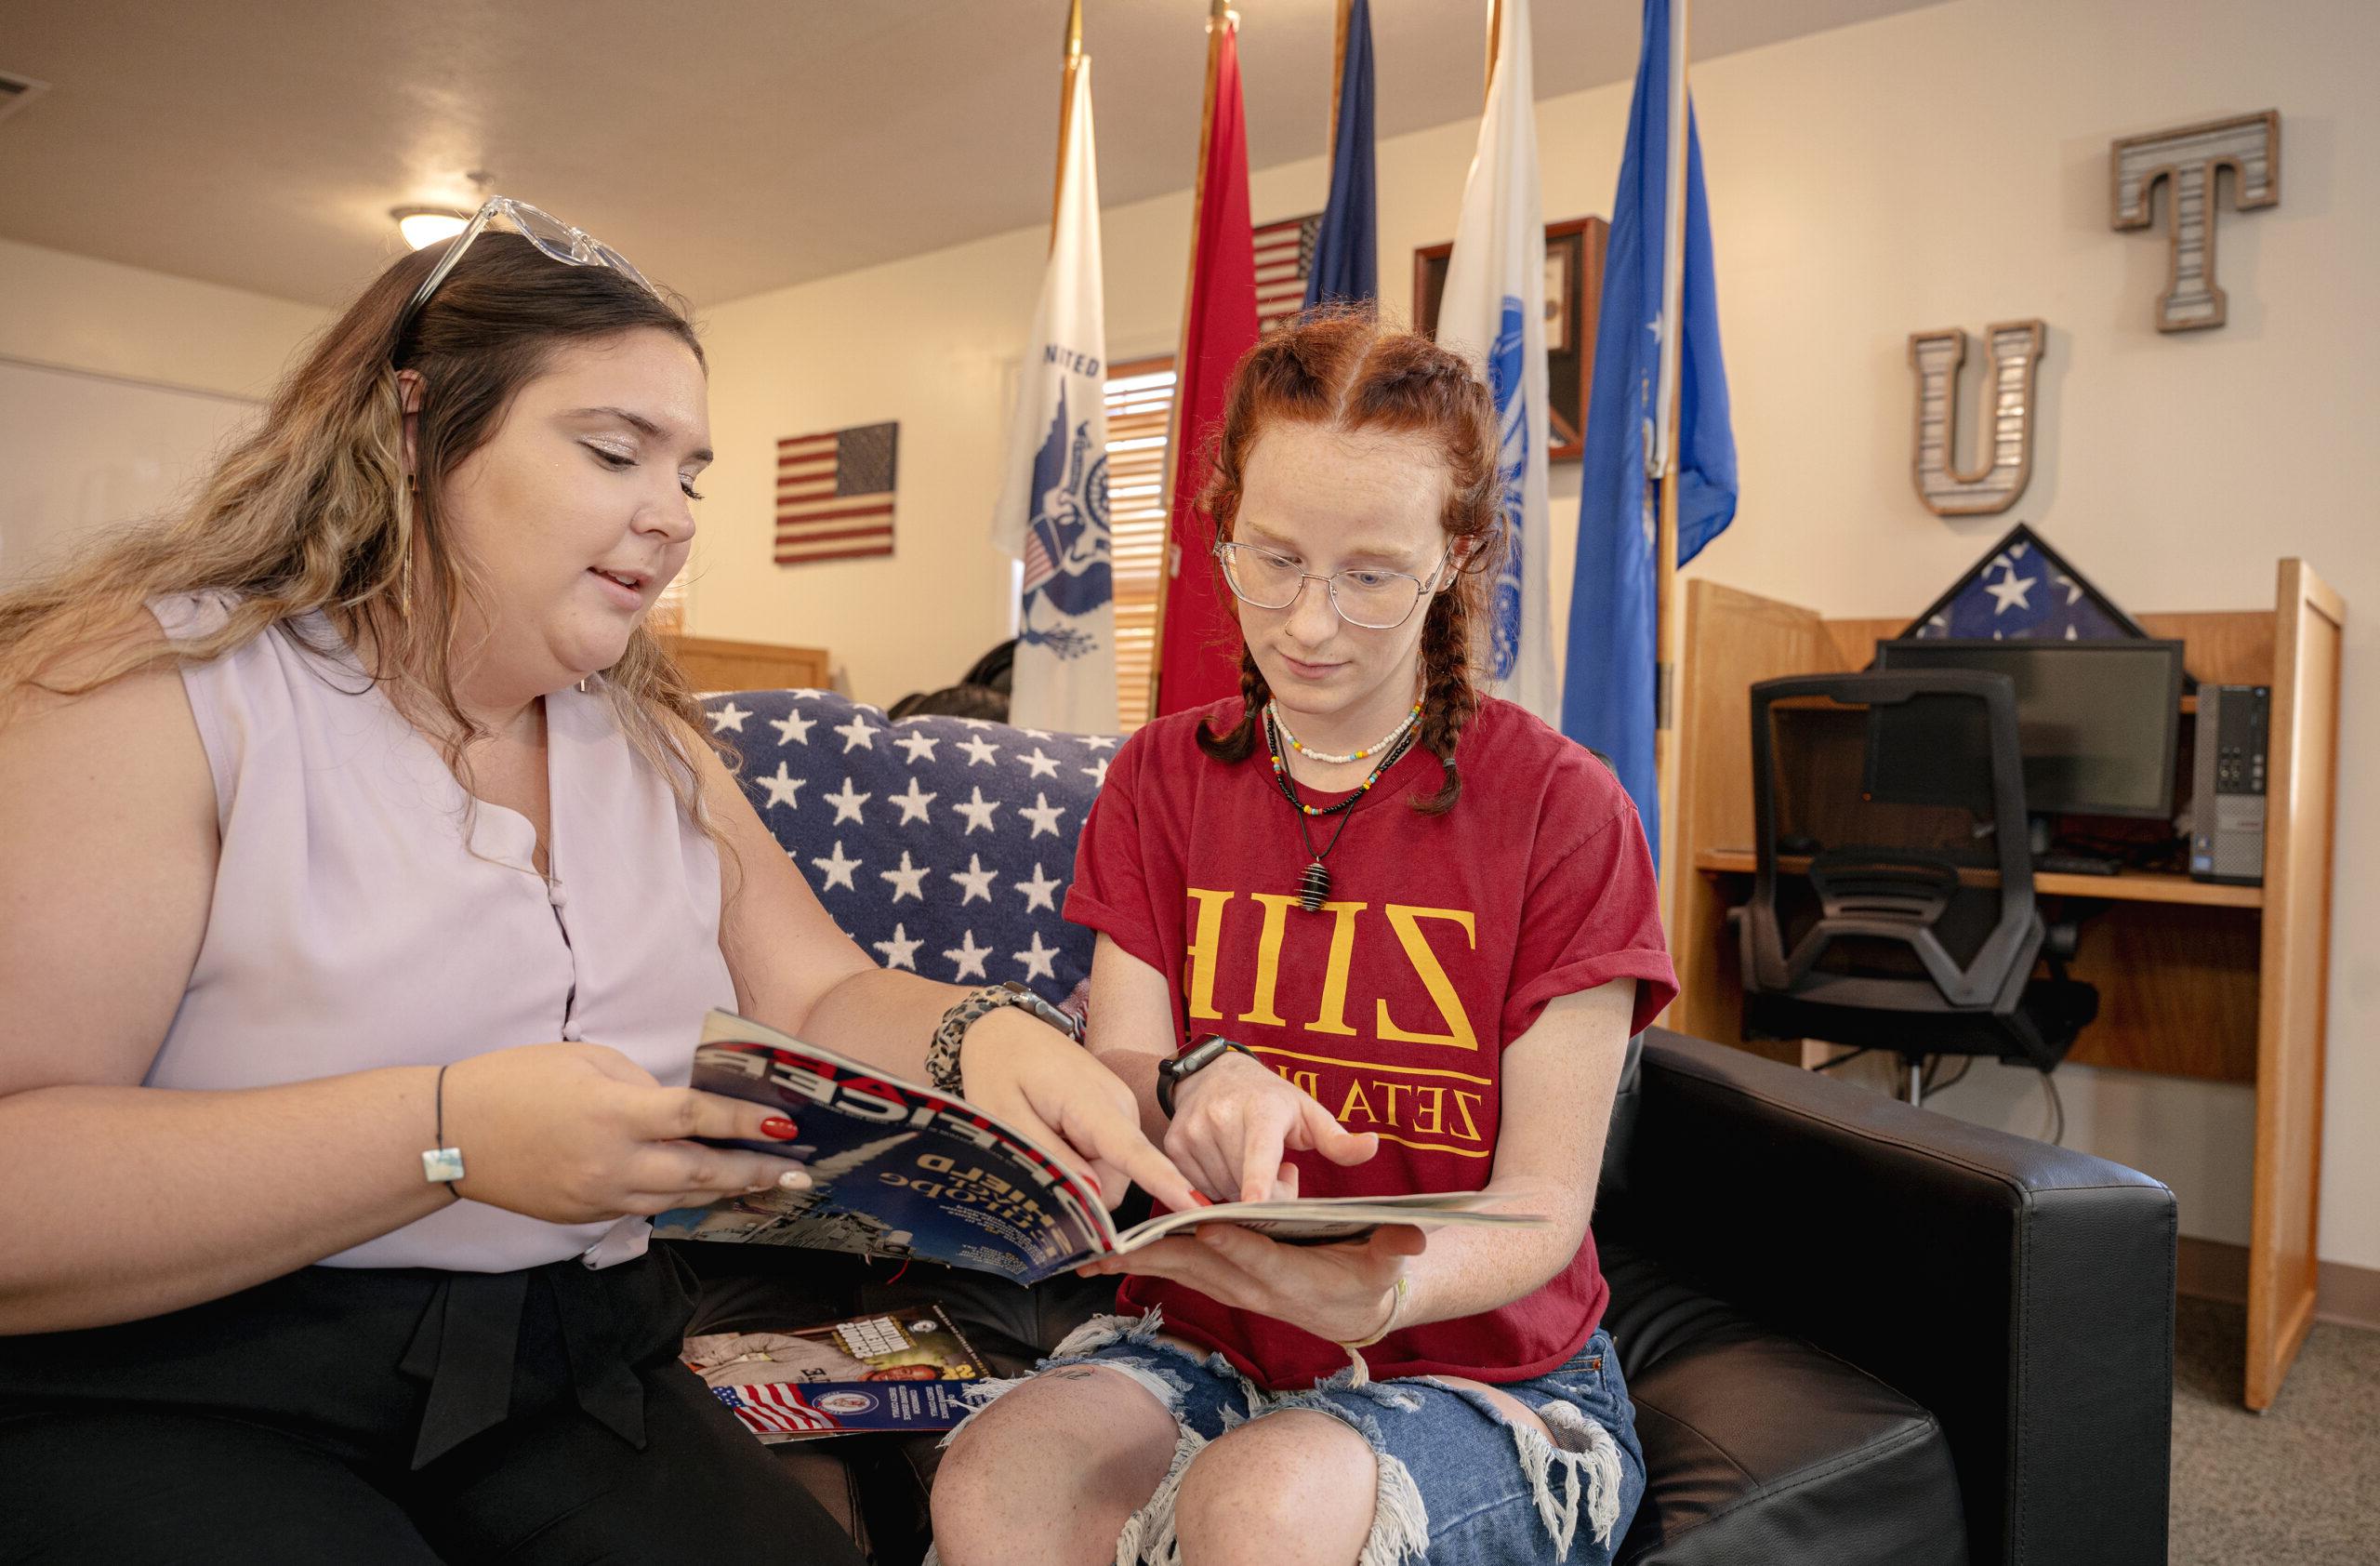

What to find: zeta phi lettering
left=1178, top=889, right=1492, bottom=1159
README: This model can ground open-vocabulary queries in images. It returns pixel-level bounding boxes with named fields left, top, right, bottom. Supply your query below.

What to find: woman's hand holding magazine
left=654, top=1011, right=1546, bottom=1286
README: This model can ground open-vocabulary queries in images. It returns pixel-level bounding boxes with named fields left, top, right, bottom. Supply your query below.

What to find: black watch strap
left=1157, top=1034, right=1259, bottom=1118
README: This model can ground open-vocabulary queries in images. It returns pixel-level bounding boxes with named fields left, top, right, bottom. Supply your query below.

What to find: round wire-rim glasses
left=1212, top=539, right=1451, bottom=630
left=396, top=196, right=656, bottom=342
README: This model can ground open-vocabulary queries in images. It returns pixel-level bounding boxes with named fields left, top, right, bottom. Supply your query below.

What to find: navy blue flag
left=1302, top=0, right=1377, bottom=311
left=1561, top=0, right=1738, bottom=869
left=699, top=689, right=1116, bottom=1005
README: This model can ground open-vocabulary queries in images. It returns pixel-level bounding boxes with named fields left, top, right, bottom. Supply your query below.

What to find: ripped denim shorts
left=951, top=1310, right=1646, bottom=1566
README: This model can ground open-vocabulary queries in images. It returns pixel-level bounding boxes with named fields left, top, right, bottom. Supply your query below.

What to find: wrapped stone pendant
left=1298, top=858, right=1331, bottom=912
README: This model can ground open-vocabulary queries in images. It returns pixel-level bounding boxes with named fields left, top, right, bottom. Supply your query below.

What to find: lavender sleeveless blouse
left=147, top=591, right=735, bottom=1272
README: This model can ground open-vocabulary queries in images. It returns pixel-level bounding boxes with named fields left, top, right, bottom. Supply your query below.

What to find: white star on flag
left=755, top=762, right=804, bottom=812
left=893, top=729, right=940, bottom=764
left=824, top=777, right=871, bottom=825
left=834, top=713, right=880, bottom=753
left=1021, top=748, right=1062, bottom=780
left=958, top=735, right=1001, bottom=767
left=1021, top=728, right=1053, bottom=741
left=879, top=850, right=930, bottom=903
left=811, top=840, right=861, bottom=892
left=707, top=701, right=751, bottom=735
left=1020, top=791, right=1066, bottom=839
left=1012, top=929, right=1059, bottom=983
left=1986, top=572, right=2037, bottom=615
left=949, top=854, right=998, bottom=905
left=1014, top=861, right=1060, bottom=913
left=1081, top=736, right=1117, bottom=750
left=889, top=776, right=937, bottom=826
left=768, top=710, right=815, bottom=747
left=873, top=923, right=922, bottom=971
left=943, top=929, right=992, bottom=982
left=1080, top=758, right=1110, bottom=788
left=954, top=786, right=1001, bottom=834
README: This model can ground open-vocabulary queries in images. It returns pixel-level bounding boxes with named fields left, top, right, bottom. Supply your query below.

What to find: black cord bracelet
left=422, top=1063, right=466, bottom=1193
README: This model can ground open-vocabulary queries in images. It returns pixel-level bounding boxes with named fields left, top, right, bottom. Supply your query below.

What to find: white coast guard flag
left=992, top=61, right=1115, bottom=734
left=1435, top=0, right=1558, bottom=723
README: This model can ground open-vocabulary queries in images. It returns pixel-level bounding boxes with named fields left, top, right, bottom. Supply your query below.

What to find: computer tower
left=2190, top=685, right=2269, bottom=885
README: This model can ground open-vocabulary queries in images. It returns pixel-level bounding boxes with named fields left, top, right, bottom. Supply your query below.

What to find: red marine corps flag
left=1151, top=0, right=1260, bottom=718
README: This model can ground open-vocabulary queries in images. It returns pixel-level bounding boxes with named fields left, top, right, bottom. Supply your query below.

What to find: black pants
left=0, top=1251, right=862, bottom=1566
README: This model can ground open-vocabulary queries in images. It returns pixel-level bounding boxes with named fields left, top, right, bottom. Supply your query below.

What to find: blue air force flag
left=1563, top=0, right=1739, bottom=871
left=992, top=61, right=1115, bottom=734
left=1435, top=0, right=1558, bottom=723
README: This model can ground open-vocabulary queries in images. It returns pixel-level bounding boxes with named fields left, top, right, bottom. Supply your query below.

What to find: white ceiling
left=0, top=0, right=1943, bottom=310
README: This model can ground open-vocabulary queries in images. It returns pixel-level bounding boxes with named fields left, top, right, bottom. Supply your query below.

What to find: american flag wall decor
left=1252, top=213, right=1321, bottom=332
left=776, top=421, right=899, bottom=566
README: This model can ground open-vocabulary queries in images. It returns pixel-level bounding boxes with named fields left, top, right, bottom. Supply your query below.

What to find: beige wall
left=694, top=0, right=2378, bottom=1269
left=0, top=235, right=326, bottom=398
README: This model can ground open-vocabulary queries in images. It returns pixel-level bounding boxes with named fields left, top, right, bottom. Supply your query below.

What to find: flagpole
left=1050, top=0, right=1084, bottom=250
left=1329, top=0, right=1352, bottom=166
left=1652, top=0, right=1691, bottom=917
left=1148, top=0, right=1234, bottom=721
left=1483, top=0, right=1502, bottom=101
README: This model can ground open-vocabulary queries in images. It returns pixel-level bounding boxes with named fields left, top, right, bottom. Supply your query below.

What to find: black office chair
left=1735, top=670, right=2097, bottom=1107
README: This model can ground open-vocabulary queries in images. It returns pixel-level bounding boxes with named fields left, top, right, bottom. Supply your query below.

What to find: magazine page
left=685, top=1304, right=992, bottom=1443
left=1113, top=1190, right=1547, bottom=1252
left=651, top=1011, right=1119, bottom=1283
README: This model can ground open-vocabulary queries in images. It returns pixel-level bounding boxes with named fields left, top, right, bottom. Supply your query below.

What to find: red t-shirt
left=1065, top=695, right=1677, bottom=1390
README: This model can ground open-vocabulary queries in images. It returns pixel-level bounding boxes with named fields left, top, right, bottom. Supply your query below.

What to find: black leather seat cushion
left=1603, top=1240, right=1967, bottom=1566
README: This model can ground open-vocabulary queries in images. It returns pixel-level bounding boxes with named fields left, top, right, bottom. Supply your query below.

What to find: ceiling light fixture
left=391, top=206, right=471, bottom=250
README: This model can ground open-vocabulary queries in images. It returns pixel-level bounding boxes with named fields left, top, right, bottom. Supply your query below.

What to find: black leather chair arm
left=1599, top=1029, right=2175, bottom=1566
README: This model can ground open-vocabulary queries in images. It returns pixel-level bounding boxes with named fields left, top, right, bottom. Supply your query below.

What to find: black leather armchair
left=691, top=1028, right=2176, bottom=1566
left=1599, top=1029, right=2175, bottom=1565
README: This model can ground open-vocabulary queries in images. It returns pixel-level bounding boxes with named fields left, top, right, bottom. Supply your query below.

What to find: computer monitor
left=1869, top=639, right=2186, bottom=818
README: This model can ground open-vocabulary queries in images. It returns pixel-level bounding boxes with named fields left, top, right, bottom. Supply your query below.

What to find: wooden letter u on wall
left=1907, top=320, right=2046, bottom=518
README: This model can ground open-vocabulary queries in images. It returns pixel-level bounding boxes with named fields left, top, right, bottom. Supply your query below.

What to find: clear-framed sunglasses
left=1213, top=539, right=1452, bottom=630
left=396, top=196, right=655, bottom=340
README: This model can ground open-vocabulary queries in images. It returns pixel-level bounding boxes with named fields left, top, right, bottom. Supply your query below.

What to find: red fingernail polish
left=760, top=1117, right=800, bottom=1140
left=1189, top=1192, right=1214, bottom=1207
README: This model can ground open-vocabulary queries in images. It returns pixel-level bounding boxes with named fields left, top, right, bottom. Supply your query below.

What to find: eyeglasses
left=396, top=196, right=655, bottom=341
left=1213, top=539, right=1450, bottom=630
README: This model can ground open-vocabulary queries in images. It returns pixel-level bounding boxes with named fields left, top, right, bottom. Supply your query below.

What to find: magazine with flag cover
left=683, top=1304, right=990, bottom=1443
left=651, top=1010, right=1544, bottom=1284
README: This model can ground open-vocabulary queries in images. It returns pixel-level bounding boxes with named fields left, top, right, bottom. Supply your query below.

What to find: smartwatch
left=1156, top=1034, right=1260, bottom=1118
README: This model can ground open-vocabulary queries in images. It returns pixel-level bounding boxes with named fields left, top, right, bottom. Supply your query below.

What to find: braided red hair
left=1192, top=309, right=1501, bottom=815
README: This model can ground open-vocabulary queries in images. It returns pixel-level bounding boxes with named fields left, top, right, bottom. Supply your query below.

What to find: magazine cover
left=684, top=1304, right=990, bottom=1443
left=651, top=1010, right=1545, bottom=1284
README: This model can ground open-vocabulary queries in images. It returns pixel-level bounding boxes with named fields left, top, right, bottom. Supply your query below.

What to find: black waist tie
left=0, top=1246, right=697, bottom=1471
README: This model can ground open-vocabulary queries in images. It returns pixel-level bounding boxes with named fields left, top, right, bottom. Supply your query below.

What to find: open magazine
left=684, top=1303, right=989, bottom=1442
left=652, top=1010, right=1544, bottom=1284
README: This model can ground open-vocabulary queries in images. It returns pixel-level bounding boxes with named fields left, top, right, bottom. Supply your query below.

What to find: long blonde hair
left=0, top=232, right=728, bottom=836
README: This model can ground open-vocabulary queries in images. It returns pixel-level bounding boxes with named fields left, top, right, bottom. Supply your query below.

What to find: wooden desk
left=1668, top=562, right=2344, bottom=1410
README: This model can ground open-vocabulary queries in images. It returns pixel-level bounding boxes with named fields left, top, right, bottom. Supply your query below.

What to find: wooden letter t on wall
left=2110, top=111, right=2281, bottom=332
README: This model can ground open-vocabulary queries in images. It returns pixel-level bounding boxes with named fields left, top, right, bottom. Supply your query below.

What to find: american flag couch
left=696, top=686, right=1120, bottom=1016
left=685, top=687, right=1127, bottom=1562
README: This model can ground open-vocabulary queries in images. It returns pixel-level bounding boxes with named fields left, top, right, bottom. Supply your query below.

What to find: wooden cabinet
left=660, top=634, right=831, bottom=697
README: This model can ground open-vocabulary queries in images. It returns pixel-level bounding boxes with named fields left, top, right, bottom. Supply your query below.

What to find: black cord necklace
left=1263, top=709, right=1421, bottom=911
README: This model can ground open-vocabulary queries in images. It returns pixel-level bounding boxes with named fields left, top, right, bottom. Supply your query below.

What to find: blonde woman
left=0, top=200, right=1197, bottom=1564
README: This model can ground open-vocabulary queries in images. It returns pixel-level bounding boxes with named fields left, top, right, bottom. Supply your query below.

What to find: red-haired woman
left=931, top=313, right=1676, bottom=1566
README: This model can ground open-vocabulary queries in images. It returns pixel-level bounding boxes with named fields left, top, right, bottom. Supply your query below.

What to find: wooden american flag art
left=1253, top=212, right=1321, bottom=332
left=775, top=421, right=899, bottom=566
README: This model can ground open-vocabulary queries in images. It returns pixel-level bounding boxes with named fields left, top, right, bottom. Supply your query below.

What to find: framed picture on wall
left=1412, top=215, right=1606, bottom=462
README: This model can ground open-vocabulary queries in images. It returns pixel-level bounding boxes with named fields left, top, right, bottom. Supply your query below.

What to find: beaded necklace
left=1263, top=708, right=1422, bottom=911
left=1267, top=699, right=1421, bottom=766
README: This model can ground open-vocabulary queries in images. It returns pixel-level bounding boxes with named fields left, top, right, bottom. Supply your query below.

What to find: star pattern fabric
left=706, top=690, right=1117, bottom=1003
